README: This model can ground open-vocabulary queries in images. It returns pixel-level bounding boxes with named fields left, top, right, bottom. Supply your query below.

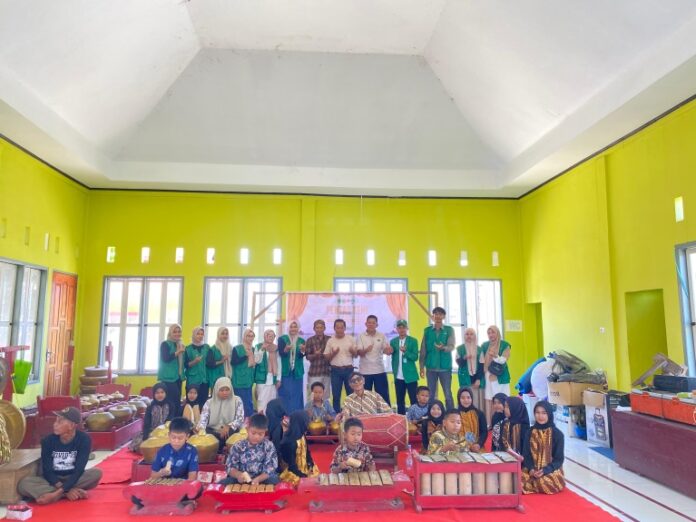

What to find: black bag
left=488, top=360, right=505, bottom=377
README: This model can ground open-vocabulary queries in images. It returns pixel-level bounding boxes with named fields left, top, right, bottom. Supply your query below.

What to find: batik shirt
left=305, top=399, right=336, bottom=420
left=427, top=429, right=470, bottom=455
left=329, top=442, right=375, bottom=473
left=227, top=439, right=278, bottom=478
left=342, top=390, right=391, bottom=417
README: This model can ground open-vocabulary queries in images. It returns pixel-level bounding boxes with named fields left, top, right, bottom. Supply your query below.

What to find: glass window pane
left=228, top=326, right=241, bottom=345
left=447, top=282, right=463, bottom=325
left=390, top=282, right=404, bottom=292
left=354, top=282, right=368, bottom=292
left=430, top=282, right=444, bottom=310
left=107, top=281, right=123, bottom=324
left=122, top=327, right=139, bottom=371
left=25, top=269, right=40, bottom=322
left=0, top=262, right=16, bottom=322
left=206, top=328, right=218, bottom=345
left=245, top=281, right=261, bottom=325
left=165, top=281, right=181, bottom=325
left=265, top=280, right=279, bottom=293
left=126, top=281, right=142, bottom=324
left=147, top=281, right=162, bottom=323
left=207, top=281, right=223, bottom=324
left=106, top=327, right=121, bottom=370
left=226, top=280, right=242, bottom=324
left=373, top=282, right=387, bottom=292
left=144, top=326, right=161, bottom=372
left=336, top=282, right=351, bottom=293
left=0, top=325, right=10, bottom=346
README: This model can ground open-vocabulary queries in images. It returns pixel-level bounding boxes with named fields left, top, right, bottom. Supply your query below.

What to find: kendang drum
left=340, top=414, right=408, bottom=455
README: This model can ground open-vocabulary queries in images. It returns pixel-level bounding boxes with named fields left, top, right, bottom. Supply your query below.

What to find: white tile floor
left=2, top=439, right=695, bottom=520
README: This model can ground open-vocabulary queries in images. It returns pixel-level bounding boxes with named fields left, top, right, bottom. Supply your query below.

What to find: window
left=677, top=245, right=696, bottom=374
left=334, top=278, right=408, bottom=293
left=101, top=277, right=182, bottom=373
left=0, top=260, right=46, bottom=381
left=204, top=278, right=282, bottom=345
left=429, top=279, right=503, bottom=368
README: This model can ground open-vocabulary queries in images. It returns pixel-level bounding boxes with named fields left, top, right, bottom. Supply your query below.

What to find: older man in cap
left=18, top=407, right=102, bottom=504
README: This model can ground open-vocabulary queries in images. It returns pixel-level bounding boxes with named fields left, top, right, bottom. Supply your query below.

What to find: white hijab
left=207, top=377, right=238, bottom=428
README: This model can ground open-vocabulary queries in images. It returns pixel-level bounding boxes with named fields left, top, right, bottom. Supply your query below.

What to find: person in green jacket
left=158, top=324, right=186, bottom=407
left=185, top=327, right=209, bottom=409
left=231, top=329, right=257, bottom=417
left=419, top=307, right=455, bottom=410
left=278, top=320, right=306, bottom=413
left=479, top=325, right=512, bottom=427
left=385, top=319, right=420, bottom=415
left=206, top=327, right=230, bottom=391
left=455, top=327, right=484, bottom=410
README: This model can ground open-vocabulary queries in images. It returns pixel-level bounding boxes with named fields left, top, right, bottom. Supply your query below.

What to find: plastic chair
left=139, top=386, right=153, bottom=399
left=36, top=395, right=81, bottom=416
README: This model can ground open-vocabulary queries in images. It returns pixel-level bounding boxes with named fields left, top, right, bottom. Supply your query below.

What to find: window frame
left=333, top=277, right=409, bottom=293
left=202, top=276, right=283, bottom=345
left=99, top=276, right=184, bottom=375
left=0, top=257, right=47, bottom=383
left=428, top=278, right=504, bottom=371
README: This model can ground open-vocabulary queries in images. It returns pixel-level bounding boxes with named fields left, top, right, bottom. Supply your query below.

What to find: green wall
left=0, top=140, right=88, bottom=407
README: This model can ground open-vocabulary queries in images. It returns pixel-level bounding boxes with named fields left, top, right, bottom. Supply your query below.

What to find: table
left=0, top=449, right=41, bottom=504
left=612, top=410, right=696, bottom=499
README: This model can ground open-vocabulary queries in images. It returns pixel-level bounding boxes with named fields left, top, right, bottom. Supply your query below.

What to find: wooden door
left=44, top=272, right=77, bottom=396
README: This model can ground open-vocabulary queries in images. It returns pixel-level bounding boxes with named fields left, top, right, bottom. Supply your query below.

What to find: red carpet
left=96, top=447, right=141, bottom=484
left=27, top=444, right=619, bottom=521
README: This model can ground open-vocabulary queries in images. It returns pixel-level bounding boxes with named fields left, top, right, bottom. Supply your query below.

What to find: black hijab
left=280, top=411, right=309, bottom=448
left=151, top=382, right=169, bottom=407
left=532, top=400, right=555, bottom=430
left=183, top=383, right=200, bottom=408
left=507, top=396, right=530, bottom=427
left=491, top=392, right=508, bottom=427
left=457, top=387, right=478, bottom=413
left=421, top=399, right=446, bottom=444
left=266, top=398, right=288, bottom=449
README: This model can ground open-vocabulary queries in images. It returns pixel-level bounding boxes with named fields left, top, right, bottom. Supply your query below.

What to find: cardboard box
left=548, top=381, right=604, bottom=406
left=583, top=389, right=611, bottom=447
left=553, top=405, right=586, bottom=439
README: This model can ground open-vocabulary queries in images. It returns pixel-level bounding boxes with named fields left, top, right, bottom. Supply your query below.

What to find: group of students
left=416, top=387, right=565, bottom=495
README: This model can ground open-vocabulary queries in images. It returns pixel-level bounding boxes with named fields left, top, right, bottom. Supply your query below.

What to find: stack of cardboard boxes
left=547, top=381, right=606, bottom=443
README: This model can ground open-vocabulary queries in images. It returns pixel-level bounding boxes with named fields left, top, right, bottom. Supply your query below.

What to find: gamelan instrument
left=340, top=413, right=408, bottom=455
left=411, top=450, right=525, bottom=513
left=299, top=470, right=410, bottom=512
left=124, top=478, right=203, bottom=516
left=204, top=482, right=295, bottom=513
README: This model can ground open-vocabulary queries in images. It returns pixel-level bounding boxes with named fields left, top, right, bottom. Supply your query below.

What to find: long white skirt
left=256, top=384, right=277, bottom=414
left=484, top=372, right=511, bottom=400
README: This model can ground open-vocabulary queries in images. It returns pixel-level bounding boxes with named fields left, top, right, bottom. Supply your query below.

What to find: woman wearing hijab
left=231, top=329, right=257, bottom=417
left=185, top=326, right=210, bottom=409
left=478, top=325, right=512, bottom=427
left=490, top=393, right=509, bottom=451
left=277, top=321, right=306, bottom=414
left=158, top=324, right=186, bottom=405
left=182, top=384, right=201, bottom=427
left=279, top=411, right=319, bottom=486
left=207, top=327, right=230, bottom=390
left=254, top=330, right=282, bottom=414
left=457, top=387, right=488, bottom=452
left=197, top=377, right=244, bottom=451
left=501, top=396, right=530, bottom=454
left=131, top=382, right=176, bottom=451
left=421, top=399, right=445, bottom=449
left=265, top=398, right=289, bottom=455
left=522, top=401, right=565, bottom=494
left=456, top=328, right=484, bottom=409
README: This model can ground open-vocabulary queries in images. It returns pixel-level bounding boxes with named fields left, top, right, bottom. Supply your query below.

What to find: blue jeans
left=236, top=387, right=254, bottom=417
left=330, top=366, right=354, bottom=413
left=394, top=378, right=418, bottom=415
left=427, top=370, right=454, bottom=410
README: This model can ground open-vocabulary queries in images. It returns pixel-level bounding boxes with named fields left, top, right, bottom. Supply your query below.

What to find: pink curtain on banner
left=286, top=293, right=309, bottom=321
left=386, top=293, right=407, bottom=320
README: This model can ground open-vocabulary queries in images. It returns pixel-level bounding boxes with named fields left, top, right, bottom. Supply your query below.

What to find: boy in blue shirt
left=304, top=381, right=336, bottom=422
left=406, top=386, right=431, bottom=425
left=151, top=417, right=199, bottom=480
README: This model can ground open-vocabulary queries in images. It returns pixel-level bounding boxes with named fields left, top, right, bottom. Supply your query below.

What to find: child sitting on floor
left=421, top=400, right=445, bottom=449
left=329, top=417, right=375, bottom=473
left=224, top=414, right=279, bottom=485
left=279, top=411, right=320, bottom=486
left=457, top=387, right=488, bottom=452
left=151, top=417, right=199, bottom=480
left=181, top=384, right=201, bottom=427
left=304, top=381, right=336, bottom=422
left=405, top=386, right=430, bottom=425
left=427, top=409, right=470, bottom=455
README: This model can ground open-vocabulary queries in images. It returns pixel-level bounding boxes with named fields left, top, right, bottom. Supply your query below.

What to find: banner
left=285, top=292, right=408, bottom=338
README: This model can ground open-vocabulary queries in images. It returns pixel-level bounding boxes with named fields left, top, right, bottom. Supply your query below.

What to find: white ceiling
left=2, top=0, right=696, bottom=197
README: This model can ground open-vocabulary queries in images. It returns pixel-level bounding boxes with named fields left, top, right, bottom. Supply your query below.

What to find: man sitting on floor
left=338, top=371, right=392, bottom=420
left=18, top=407, right=102, bottom=504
